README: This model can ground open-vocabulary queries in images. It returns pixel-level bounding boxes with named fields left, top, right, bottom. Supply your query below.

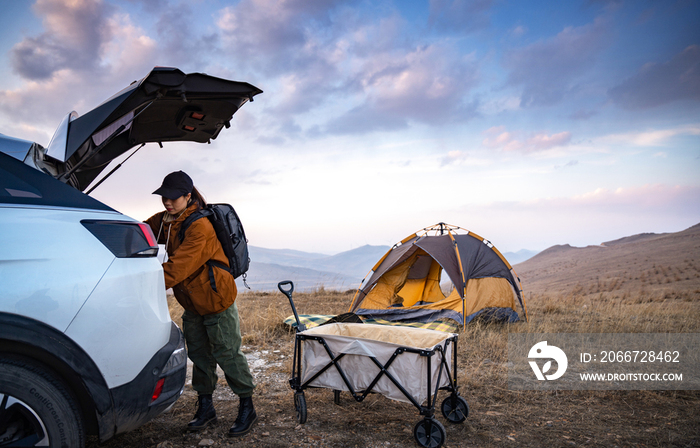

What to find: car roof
left=0, top=151, right=114, bottom=211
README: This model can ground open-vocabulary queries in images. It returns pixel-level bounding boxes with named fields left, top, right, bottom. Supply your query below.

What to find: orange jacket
left=146, top=204, right=236, bottom=315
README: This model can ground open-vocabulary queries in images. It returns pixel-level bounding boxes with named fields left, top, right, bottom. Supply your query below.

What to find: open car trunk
left=38, top=67, right=262, bottom=191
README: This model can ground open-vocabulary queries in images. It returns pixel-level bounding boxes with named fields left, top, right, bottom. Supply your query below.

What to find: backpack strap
left=206, top=260, right=249, bottom=290
left=178, top=209, right=222, bottom=292
left=177, top=209, right=211, bottom=242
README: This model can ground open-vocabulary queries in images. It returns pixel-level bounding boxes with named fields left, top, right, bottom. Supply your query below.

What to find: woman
left=146, top=170, right=256, bottom=437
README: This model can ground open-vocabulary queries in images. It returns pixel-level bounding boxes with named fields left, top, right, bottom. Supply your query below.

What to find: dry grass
left=95, top=225, right=700, bottom=447
left=168, top=287, right=353, bottom=346
left=146, top=287, right=700, bottom=448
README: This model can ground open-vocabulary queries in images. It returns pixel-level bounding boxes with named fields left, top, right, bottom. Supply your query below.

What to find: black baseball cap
left=153, top=171, right=193, bottom=200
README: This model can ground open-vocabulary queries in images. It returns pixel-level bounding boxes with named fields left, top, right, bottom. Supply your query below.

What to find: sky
left=0, top=0, right=699, bottom=255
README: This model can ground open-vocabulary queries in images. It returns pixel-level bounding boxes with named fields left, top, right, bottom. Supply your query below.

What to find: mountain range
left=243, top=243, right=538, bottom=292
left=242, top=223, right=699, bottom=294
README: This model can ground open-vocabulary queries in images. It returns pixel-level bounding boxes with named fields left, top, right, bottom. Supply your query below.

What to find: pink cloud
left=11, top=0, right=114, bottom=80
left=482, top=126, right=571, bottom=153
left=526, top=131, right=572, bottom=151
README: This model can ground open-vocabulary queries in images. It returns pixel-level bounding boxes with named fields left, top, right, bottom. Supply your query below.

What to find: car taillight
left=137, top=222, right=158, bottom=247
left=81, top=220, right=159, bottom=258
left=151, top=378, right=165, bottom=403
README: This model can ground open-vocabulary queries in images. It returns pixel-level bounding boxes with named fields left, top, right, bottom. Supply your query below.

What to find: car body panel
left=45, top=111, right=78, bottom=162
left=0, top=205, right=120, bottom=332
left=109, top=323, right=186, bottom=438
left=0, top=134, right=35, bottom=162
left=0, top=202, right=171, bottom=388
left=0, top=150, right=113, bottom=210
left=65, top=256, right=172, bottom=388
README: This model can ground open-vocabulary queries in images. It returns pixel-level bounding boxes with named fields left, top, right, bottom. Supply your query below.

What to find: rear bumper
left=106, top=322, right=186, bottom=439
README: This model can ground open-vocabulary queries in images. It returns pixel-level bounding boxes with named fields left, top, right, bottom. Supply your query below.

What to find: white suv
left=0, top=67, right=261, bottom=447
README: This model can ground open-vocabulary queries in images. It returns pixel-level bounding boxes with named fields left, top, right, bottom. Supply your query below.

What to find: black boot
left=187, top=394, right=217, bottom=431
left=227, top=396, right=257, bottom=437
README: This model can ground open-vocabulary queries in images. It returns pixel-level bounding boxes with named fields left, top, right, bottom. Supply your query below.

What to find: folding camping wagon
left=279, top=281, right=469, bottom=448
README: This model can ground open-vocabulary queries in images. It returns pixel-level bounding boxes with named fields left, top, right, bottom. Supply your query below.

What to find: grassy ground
left=87, top=288, right=700, bottom=448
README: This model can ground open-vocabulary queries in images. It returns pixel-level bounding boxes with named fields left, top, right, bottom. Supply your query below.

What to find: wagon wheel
left=413, top=418, right=446, bottom=448
left=294, top=391, right=307, bottom=424
left=441, top=394, right=469, bottom=423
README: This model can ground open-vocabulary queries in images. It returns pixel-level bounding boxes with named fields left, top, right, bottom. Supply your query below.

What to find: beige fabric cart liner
left=300, top=323, right=455, bottom=404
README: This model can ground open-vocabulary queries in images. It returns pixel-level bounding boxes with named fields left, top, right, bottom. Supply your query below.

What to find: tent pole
left=447, top=230, right=468, bottom=329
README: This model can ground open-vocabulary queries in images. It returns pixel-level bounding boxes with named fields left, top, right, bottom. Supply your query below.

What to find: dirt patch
left=86, top=336, right=700, bottom=448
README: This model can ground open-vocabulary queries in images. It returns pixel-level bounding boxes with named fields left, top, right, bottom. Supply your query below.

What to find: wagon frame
left=279, top=281, right=469, bottom=448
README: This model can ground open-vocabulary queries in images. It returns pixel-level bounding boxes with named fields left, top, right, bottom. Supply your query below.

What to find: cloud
left=216, top=1, right=481, bottom=137
left=569, top=109, right=598, bottom=120
left=503, top=17, right=610, bottom=107
left=482, top=126, right=572, bottom=153
left=516, top=183, right=700, bottom=231
left=510, top=25, right=527, bottom=38
left=0, top=9, right=159, bottom=131
left=101, top=14, right=158, bottom=75
left=478, top=95, right=521, bottom=115
left=608, top=45, right=700, bottom=109
left=151, top=5, right=220, bottom=69
left=325, top=44, right=480, bottom=134
left=568, top=184, right=700, bottom=212
left=428, top=0, right=493, bottom=34
left=439, top=150, right=492, bottom=167
left=482, top=126, right=520, bottom=151
left=324, top=104, right=410, bottom=134
left=583, top=0, right=624, bottom=11
left=216, top=0, right=353, bottom=76
left=599, top=125, right=700, bottom=147
left=10, top=0, right=114, bottom=80
left=554, top=160, right=579, bottom=169
left=448, top=183, right=700, bottom=251
left=527, top=132, right=572, bottom=150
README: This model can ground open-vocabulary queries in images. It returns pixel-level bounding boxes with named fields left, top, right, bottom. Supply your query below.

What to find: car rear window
left=0, top=152, right=114, bottom=211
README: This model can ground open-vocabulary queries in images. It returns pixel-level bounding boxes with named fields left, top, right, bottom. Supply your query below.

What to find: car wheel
left=0, top=358, right=84, bottom=448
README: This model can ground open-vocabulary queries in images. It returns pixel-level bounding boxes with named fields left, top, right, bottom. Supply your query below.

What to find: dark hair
left=188, top=186, right=207, bottom=209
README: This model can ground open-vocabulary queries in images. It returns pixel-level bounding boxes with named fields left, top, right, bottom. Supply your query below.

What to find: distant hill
left=243, top=222, right=700, bottom=297
left=243, top=261, right=360, bottom=292
left=243, top=245, right=390, bottom=291
left=502, top=249, right=538, bottom=265
left=515, top=223, right=700, bottom=298
left=247, top=246, right=328, bottom=265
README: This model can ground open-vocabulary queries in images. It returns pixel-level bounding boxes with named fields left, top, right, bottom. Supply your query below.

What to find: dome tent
left=349, top=223, right=528, bottom=328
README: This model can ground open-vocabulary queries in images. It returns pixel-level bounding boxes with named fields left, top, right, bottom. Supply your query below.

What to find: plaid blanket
left=283, top=314, right=459, bottom=333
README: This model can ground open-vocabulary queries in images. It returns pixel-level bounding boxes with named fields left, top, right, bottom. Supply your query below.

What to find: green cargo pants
left=181, top=303, right=255, bottom=398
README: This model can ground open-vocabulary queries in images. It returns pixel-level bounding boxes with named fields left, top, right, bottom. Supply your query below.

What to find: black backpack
left=178, top=203, right=250, bottom=288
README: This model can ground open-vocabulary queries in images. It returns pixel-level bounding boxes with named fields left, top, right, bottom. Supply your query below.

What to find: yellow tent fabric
left=350, top=223, right=527, bottom=326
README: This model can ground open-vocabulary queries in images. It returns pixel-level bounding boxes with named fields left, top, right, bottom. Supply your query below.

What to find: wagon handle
left=278, top=280, right=294, bottom=296
left=278, top=280, right=306, bottom=332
